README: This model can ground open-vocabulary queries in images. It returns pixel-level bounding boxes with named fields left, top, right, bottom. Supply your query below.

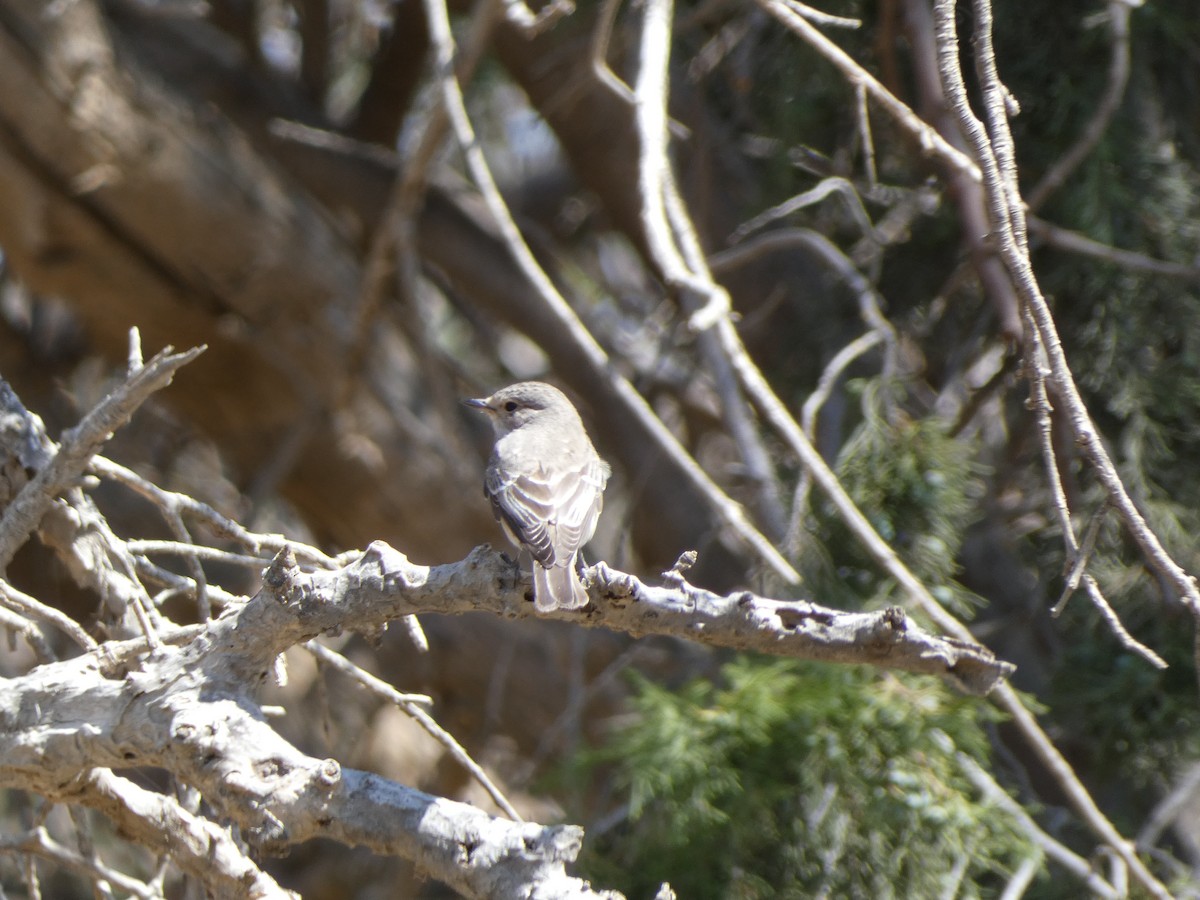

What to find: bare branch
left=781, top=0, right=862, bottom=29
left=305, top=641, right=520, bottom=820
left=0, top=825, right=157, bottom=900
left=0, top=579, right=95, bottom=651
left=755, top=0, right=981, bottom=182
left=69, top=769, right=294, bottom=900
left=0, top=383, right=156, bottom=639
left=1029, top=216, right=1200, bottom=280
left=933, top=0, right=1200, bottom=623
left=728, top=176, right=877, bottom=246
left=932, top=4, right=1179, bottom=890
left=502, top=0, right=575, bottom=36
left=1138, top=760, right=1200, bottom=851
left=955, top=748, right=1121, bottom=898
left=1025, top=1, right=1134, bottom=211
left=255, top=543, right=1013, bottom=692
left=0, top=566, right=642, bottom=898
left=784, top=329, right=885, bottom=557
left=0, top=345, right=204, bottom=570
left=89, top=457, right=338, bottom=569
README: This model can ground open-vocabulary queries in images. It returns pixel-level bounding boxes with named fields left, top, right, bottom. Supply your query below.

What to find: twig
left=899, top=0, right=1022, bottom=339
left=131, top=557, right=245, bottom=612
left=711, top=226, right=898, bottom=376
left=0, top=579, right=96, bottom=651
left=267, top=118, right=401, bottom=167
left=127, top=540, right=279, bottom=568
left=525, top=641, right=651, bottom=777
left=304, top=641, right=521, bottom=821
left=1019, top=311, right=1157, bottom=673
left=420, top=0, right=801, bottom=583
left=588, top=0, right=690, bottom=138
left=781, top=0, right=862, bottom=29
left=65, top=805, right=114, bottom=900
left=90, top=457, right=337, bottom=569
left=1052, top=502, right=1109, bottom=615
left=854, top=81, right=877, bottom=189
left=935, top=0, right=1200, bottom=620
left=302, top=642, right=434, bottom=707
left=784, top=329, right=885, bottom=558
left=76, top=769, right=293, bottom=900
left=1028, top=216, right=1200, bottom=280
left=932, top=3, right=1177, bottom=892
left=125, top=326, right=143, bottom=374
left=711, top=228, right=896, bottom=376
left=687, top=14, right=753, bottom=83
left=1138, top=759, right=1200, bottom=850
left=591, top=0, right=632, bottom=103
left=1025, top=1, right=1134, bottom=212
left=1046, top=496, right=1161, bottom=666
left=0, top=604, right=54, bottom=662
left=0, top=346, right=204, bottom=571
left=801, top=332, right=886, bottom=441
left=729, top=176, right=876, bottom=246
left=1081, top=575, right=1166, bottom=668
left=0, top=377, right=164, bottom=645
left=634, top=0, right=789, bottom=540
left=502, top=0, right=574, bottom=36
left=0, top=827, right=156, bottom=900
left=998, top=855, right=1043, bottom=900
left=755, top=0, right=981, bottom=182
left=955, top=747, right=1120, bottom=898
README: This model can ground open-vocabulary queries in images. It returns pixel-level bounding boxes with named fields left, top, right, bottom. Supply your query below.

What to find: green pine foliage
left=836, top=407, right=979, bottom=583
left=800, top=392, right=984, bottom=616
left=577, top=658, right=1032, bottom=899
left=1048, top=592, right=1200, bottom=797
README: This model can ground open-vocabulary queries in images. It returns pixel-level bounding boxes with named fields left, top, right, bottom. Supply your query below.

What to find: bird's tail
left=533, top=560, right=589, bottom=611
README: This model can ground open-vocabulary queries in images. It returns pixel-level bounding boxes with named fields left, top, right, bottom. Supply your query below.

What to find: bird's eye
left=504, top=401, right=519, bottom=412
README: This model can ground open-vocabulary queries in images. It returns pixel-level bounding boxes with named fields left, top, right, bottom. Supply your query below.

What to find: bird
left=464, top=381, right=610, bottom=611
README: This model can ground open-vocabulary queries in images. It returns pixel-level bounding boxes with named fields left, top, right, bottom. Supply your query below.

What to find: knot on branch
left=520, top=823, right=584, bottom=862
left=316, top=758, right=341, bottom=790
left=263, top=546, right=302, bottom=605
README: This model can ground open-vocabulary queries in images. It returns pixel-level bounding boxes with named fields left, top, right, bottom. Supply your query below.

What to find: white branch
left=0, top=346, right=204, bottom=570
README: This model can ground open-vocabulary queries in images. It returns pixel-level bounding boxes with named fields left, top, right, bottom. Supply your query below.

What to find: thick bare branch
left=244, top=544, right=1010, bottom=692
left=68, top=769, right=293, bottom=900
left=0, top=551, right=632, bottom=897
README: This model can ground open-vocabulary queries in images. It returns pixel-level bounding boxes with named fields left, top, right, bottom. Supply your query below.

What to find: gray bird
left=465, top=382, right=610, bottom=611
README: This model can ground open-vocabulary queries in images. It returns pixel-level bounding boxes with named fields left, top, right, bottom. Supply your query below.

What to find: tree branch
left=0, top=345, right=203, bottom=570
left=0, top=535, right=1003, bottom=898
left=933, top=1, right=1182, bottom=894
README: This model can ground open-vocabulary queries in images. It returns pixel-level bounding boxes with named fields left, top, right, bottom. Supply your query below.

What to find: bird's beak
left=463, top=396, right=492, bottom=413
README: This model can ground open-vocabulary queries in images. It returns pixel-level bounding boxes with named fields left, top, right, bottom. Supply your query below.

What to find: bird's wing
left=485, top=463, right=557, bottom=566
left=551, top=456, right=610, bottom=560
left=485, top=457, right=609, bottom=567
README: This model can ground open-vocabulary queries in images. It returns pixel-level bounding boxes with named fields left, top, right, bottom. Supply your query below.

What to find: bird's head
left=463, top=381, right=573, bottom=436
